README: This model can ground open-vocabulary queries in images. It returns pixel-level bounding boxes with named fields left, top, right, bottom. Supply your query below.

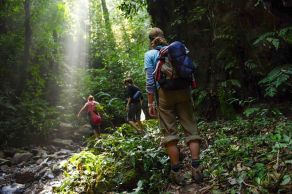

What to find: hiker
left=124, top=78, right=144, bottom=131
left=77, top=95, right=101, bottom=136
left=144, top=27, right=202, bottom=185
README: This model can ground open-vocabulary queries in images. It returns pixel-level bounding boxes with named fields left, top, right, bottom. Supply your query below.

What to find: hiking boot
left=170, top=170, right=186, bottom=186
left=191, top=166, right=203, bottom=183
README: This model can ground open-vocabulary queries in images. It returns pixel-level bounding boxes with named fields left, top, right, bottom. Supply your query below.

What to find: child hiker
left=124, top=78, right=144, bottom=131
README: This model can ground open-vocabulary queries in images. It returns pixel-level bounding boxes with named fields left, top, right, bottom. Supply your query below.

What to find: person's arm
left=77, top=103, right=87, bottom=117
left=126, top=97, right=131, bottom=111
left=140, top=95, right=143, bottom=107
left=144, top=51, right=157, bottom=117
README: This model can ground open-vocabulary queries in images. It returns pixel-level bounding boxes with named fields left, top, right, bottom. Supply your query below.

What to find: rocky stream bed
left=0, top=123, right=92, bottom=194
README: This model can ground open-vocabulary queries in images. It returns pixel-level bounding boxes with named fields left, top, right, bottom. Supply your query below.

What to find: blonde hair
left=151, top=36, right=168, bottom=48
left=148, top=27, right=167, bottom=48
left=87, top=95, right=94, bottom=101
left=148, top=27, right=164, bottom=41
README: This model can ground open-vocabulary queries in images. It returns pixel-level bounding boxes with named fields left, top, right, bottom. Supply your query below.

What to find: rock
left=15, top=169, right=35, bottom=184
left=35, top=167, right=49, bottom=179
left=56, top=106, right=65, bottom=111
left=1, top=183, right=25, bottom=194
left=36, top=158, right=43, bottom=165
left=31, top=148, right=47, bottom=158
left=52, top=138, right=73, bottom=148
left=0, top=165, right=11, bottom=173
left=11, top=152, right=33, bottom=164
left=51, top=122, right=76, bottom=140
left=0, top=175, right=9, bottom=186
left=59, top=122, right=74, bottom=131
left=72, top=124, right=92, bottom=141
left=41, top=170, right=55, bottom=180
left=47, top=173, right=54, bottom=179
left=52, top=163, right=62, bottom=175
left=39, top=158, right=49, bottom=167
left=0, top=151, right=4, bottom=158
left=47, top=145, right=58, bottom=153
left=3, top=148, right=20, bottom=157
left=0, top=158, right=11, bottom=166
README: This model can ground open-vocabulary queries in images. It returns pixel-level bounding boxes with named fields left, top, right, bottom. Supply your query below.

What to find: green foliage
left=55, top=120, right=169, bottom=193
left=217, top=82, right=238, bottom=120
left=251, top=26, right=292, bottom=97
left=253, top=32, right=278, bottom=50
left=56, top=113, right=291, bottom=193
left=200, top=116, right=292, bottom=193
left=243, top=106, right=283, bottom=118
left=254, top=26, right=292, bottom=49
left=0, top=0, right=70, bottom=145
left=0, top=92, right=59, bottom=146
left=118, top=0, right=147, bottom=18
left=258, top=65, right=292, bottom=97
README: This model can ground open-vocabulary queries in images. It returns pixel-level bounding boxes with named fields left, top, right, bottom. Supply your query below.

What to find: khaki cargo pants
left=158, top=88, right=201, bottom=145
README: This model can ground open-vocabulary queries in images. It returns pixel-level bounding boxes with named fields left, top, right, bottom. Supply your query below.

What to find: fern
left=259, top=65, right=292, bottom=97
left=253, top=32, right=275, bottom=45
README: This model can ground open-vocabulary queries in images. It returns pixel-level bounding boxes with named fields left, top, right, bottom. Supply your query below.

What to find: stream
left=0, top=123, right=91, bottom=194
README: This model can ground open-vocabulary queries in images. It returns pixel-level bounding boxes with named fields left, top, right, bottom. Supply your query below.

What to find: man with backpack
left=144, top=27, right=202, bottom=185
left=124, top=78, right=144, bottom=131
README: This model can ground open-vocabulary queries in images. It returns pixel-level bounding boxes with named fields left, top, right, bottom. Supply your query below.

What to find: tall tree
left=100, top=0, right=115, bottom=46
left=19, top=0, right=32, bottom=96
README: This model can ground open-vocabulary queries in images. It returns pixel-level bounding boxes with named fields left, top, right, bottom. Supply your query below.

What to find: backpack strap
left=153, top=46, right=168, bottom=82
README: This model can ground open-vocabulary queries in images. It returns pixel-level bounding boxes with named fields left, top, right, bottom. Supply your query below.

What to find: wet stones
left=11, top=152, right=33, bottom=165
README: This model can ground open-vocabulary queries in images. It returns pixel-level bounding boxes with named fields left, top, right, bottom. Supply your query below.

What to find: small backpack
left=154, top=41, right=197, bottom=90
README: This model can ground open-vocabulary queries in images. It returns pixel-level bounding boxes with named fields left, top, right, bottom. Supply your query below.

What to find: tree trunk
left=17, top=0, right=31, bottom=96
left=100, top=0, right=115, bottom=45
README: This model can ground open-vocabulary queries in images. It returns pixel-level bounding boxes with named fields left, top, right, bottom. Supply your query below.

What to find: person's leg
left=175, top=90, right=203, bottom=183
left=134, top=104, right=143, bottom=131
left=189, top=140, right=203, bottom=183
left=166, top=140, right=186, bottom=185
left=158, top=89, right=185, bottom=185
left=128, top=120, right=141, bottom=130
left=127, top=104, right=140, bottom=130
left=93, top=125, right=100, bottom=138
left=136, top=120, right=144, bottom=130
left=166, top=141, right=180, bottom=166
left=189, top=140, right=200, bottom=160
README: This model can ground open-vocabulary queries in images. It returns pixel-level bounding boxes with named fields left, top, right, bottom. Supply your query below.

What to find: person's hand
left=148, top=103, right=157, bottom=117
left=126, top=105, right=129, bottom=112
left=77, top=114, right=80, bottom=118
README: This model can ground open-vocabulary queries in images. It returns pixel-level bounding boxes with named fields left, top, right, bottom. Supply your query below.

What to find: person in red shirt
left=77, top=95, right=101, bottom=136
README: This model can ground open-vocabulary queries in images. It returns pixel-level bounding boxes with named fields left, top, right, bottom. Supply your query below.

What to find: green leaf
left=284, top=160, right=292, bottom=164
left=267, top=37, right=280, bottom=50
left=280, top=175, right=291, bottom=185
left=253, top=32, right=275, bottom=45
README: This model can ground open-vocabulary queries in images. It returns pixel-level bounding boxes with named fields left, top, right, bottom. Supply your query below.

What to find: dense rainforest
left=0, top=0, right=291, bottom=193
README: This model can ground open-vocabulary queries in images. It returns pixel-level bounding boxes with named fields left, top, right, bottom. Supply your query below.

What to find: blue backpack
left=154, top=41, right=197, bottom=90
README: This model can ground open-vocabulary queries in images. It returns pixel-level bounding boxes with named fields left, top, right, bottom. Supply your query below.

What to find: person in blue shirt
left=144, top=27, right=203, bottom=185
